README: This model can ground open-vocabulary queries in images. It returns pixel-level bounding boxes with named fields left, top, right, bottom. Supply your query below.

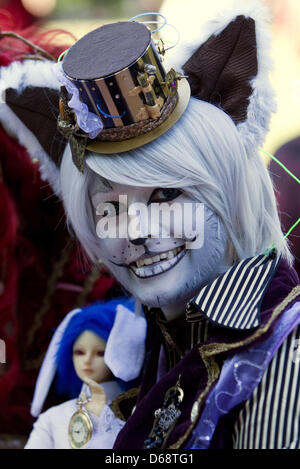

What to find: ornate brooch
left=144, top=375, right=184, bottom=449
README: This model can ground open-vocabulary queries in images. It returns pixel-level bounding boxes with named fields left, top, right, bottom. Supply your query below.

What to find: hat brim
left=86, top=78, right=191, bottom=155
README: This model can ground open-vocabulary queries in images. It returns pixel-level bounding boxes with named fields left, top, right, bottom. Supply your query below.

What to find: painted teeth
left=135, top=246, right=184, bottom=268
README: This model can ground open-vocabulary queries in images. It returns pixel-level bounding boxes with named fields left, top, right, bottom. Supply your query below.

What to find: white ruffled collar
left=81, top=380, right=122, bottom=404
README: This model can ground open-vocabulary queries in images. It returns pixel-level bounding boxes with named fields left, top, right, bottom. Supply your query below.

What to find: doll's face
left=73, top=330, right=112, bottom=383
left=90, top=179, right=229, bottom=316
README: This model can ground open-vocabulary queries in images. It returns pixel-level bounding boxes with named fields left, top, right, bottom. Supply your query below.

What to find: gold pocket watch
left=68, top=396, right=93, bottom=449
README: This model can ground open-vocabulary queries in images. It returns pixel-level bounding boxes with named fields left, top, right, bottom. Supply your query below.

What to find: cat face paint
left=90, top=179, right=229, bottom=318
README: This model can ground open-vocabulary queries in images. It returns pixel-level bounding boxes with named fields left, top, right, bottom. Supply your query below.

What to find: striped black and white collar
left=186, top=251, right=281, bottom=331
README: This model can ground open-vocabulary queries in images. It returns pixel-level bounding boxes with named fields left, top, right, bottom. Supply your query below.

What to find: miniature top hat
left=57, top=20, right=190, bottom=171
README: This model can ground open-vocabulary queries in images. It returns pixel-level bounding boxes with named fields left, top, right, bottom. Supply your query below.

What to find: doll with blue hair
left=25, top=296, right=145, bottom=449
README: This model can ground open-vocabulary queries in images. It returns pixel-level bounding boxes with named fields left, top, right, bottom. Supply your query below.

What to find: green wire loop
left=261, top=150, right=300, bottom=256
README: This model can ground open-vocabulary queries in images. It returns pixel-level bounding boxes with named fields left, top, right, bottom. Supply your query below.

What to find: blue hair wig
left=56, top=296, right=135, bottom=398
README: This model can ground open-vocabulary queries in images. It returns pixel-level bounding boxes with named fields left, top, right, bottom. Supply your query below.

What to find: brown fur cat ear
left=166, top=0, right=276, bottom=154
left=0, top=60, right=67, bottom=195
left=183, top=15, right=257, bottom=126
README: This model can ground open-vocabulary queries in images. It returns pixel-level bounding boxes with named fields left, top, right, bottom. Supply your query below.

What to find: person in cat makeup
left=1, top=0, right=299, bottom=449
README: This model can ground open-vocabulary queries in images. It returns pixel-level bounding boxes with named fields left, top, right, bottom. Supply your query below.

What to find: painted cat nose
left=129, top=237, right=148, bottom=246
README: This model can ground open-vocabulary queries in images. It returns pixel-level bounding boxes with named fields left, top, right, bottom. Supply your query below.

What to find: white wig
left=60, top=97, right=293, bottom=267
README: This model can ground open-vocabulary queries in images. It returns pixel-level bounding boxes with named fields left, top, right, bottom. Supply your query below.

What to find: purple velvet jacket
left=113, top=255, right=300, bottom=449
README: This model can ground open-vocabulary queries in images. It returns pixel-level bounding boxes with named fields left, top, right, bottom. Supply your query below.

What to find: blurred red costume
left=0, top=10, right=117, bottom=439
